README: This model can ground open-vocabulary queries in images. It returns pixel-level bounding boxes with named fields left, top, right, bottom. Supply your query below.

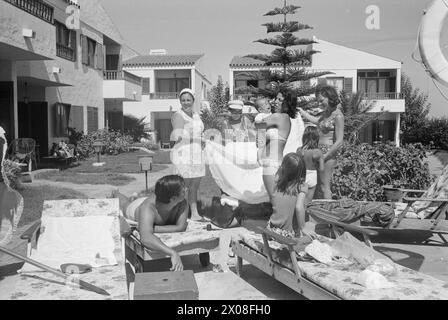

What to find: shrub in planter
left=332, top=142, right=432, bottom=201
left=76, top=129, right=133, bottom=159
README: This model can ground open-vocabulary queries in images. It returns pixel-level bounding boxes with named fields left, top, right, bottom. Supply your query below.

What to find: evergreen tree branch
left=254, top=34, right=317, bottom=48
left=262, top=22, right=312, bottom=33
left=264, top=5, right=301, bottom=16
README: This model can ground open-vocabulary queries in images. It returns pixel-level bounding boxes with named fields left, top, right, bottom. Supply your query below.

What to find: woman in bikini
left=298, top=85, right=345, bottom=199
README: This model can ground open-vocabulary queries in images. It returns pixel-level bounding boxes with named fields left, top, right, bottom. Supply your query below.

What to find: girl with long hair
left=298, top=85, right=345, bottom=199
left=267, top=152, right=315, bottom=238
left=297, top=126, right=325, bottom=205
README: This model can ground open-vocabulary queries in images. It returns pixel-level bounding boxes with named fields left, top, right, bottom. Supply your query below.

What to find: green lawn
left=17, top=185, right=87, bottom=227
left=36, top=150, right=171, bottom=186
left=67, top=150, right=169, bottom=174
left=35, top=171, right=136, bottom=186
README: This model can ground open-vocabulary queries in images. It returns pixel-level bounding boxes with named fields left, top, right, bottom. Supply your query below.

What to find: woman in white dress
left=171, top=88, right=206, bottom=221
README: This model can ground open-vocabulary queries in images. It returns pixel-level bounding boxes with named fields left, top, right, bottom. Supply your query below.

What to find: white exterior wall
left=124, top=58, right=211, bottom=133
left=0, top=1, right=56, bottom=60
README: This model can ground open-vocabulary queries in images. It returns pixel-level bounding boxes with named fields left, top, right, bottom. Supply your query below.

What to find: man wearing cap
left=222, top=100, right=256, bottom=144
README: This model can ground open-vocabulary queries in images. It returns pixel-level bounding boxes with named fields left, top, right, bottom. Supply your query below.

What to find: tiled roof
left=230, top=56, right=265, bottom=67
left=123, top=54, right=204, bottom=67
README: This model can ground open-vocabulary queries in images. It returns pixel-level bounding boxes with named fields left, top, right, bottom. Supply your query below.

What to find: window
left=247, top=80, right=259, bottom=88
left=235, top=80, right=246, bottom=89
left=326, top=77, right=344, bottom=92
left=157, top=78, right=189, bottom=93
left=357, top=71, right=396, bottom=95
left=55, top=21, right=76, bottom=61
left=68, top=105, right=84, bottom=132
left=81, top=35, right=103, bottom=69
left=142, top=78, right=150, bottom=95
left=54, top=103, right=71, bottom=137
left=87, top=107, right=98, bottom=132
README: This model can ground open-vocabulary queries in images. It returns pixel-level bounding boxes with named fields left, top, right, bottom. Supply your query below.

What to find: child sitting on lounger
left=268, top=152, right=316, bottom=238
left=297, top=126, right=325, bottom=205
left=113, top=175, right=188, bottom=272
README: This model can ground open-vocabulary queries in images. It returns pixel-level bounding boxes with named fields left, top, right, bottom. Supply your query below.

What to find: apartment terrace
left=3, top=0, right=54, bottom=23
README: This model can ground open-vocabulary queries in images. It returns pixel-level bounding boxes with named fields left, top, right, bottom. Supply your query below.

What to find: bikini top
left=318, top=108, right=343, bottom=135
left=266, top=128, right=287, bottom=142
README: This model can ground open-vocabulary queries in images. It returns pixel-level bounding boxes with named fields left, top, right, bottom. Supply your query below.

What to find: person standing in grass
left=171, top=88, right=207, bottom=221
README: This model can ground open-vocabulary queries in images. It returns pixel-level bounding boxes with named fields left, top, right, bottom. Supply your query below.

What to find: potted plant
left=383, top=179, right=408, bottom=202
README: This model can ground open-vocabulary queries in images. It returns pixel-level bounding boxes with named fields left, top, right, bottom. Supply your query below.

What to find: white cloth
left=205, top=141, right=269, bottom=204
left=204, top=115, right=304, bottom=204
left=283, top=115, right=305, bottom=156
left=20, top=215, right=117, bottom=273
left=171, top=110, right=205, bottom=178
left=306, top=170, right=318, bottom=188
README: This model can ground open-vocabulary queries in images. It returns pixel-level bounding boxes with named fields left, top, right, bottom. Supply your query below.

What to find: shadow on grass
left=35, top=171, right=136, bottom=186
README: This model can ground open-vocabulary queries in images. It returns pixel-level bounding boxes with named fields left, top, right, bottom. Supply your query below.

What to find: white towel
left=20, top=215, right=117, bottom=273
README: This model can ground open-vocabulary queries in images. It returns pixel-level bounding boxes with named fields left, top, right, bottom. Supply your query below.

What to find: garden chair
left=6, top=198, right=129, bottom=300
left=7, top=138, right=37, bottom=172
left=231, top=224, right=448, bottom=300
left=120, top=214, right=221, bottom=273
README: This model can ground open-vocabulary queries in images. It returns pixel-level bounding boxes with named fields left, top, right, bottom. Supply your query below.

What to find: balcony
left=363, top=92, right=404, bottom=100
left=0, top=0, right=56, bottom=60
left=103, top=70, right=142, bottom=101
left=362, top=92, right=405, bottom=113
left=56, top=43, right=76, bottom=61
left=149, top=92, right=179, bottom=100
left=3, top=0, right=54, bottom=23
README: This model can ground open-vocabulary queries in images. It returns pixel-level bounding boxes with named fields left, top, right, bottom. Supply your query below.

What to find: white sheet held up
left=204, top=115, right=304, bottom=204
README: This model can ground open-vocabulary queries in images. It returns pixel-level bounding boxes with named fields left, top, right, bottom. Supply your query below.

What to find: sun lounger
left=120, top=217, right=221, bottom=273
left=307, top=197, right=448, bottom=235
left=7, top=198, right=129, bottom=300
left=231, top=225, right=448, bottom=300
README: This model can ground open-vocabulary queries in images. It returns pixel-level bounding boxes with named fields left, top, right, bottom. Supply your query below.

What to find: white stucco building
left=0, top=0, right=141, bottom=156
left=229, top=37, right=405, bottom=146
left=123, top=52, right=211, bottom=147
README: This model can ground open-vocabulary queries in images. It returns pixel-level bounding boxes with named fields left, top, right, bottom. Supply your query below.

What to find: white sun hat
left=228, top=100, right=244, bottom=110
left=179, top=88, right=195, bottom=99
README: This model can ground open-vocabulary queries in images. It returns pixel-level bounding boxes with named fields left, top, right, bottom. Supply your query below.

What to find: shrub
left=332, top=142, right=432, bottom=201
left=76, top=129, right=133, bottom=159
left=2, top=159, right=22, bottom=190
left=425, top=117, right=448, bottom=150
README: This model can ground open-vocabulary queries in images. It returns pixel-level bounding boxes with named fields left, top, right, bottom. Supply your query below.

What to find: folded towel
left=20, top=215, right=117, bottom=274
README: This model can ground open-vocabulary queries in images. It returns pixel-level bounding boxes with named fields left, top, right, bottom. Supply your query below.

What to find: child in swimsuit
left=297, top=126, right=325, bottom=205
left=268, top=152, right=317, bottom=239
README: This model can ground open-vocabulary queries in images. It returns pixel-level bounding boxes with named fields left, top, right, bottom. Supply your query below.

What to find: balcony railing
left=363, top=92, right=404, bottom=100
left=4, top=0, right=54, bottom=23
left=56, top=43, right=76, bottom=61
left=149, top=92, right=179, bottom=99
left=103, top=70, right=142, bottom=86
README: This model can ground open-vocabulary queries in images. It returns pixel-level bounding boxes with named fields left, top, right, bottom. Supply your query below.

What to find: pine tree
left=201, top=76, right=229, bottom=130
left=243, top=0, right=332, bottom=106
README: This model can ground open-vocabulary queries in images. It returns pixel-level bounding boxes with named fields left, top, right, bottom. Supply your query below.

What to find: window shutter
left=69, top=105, right=84, bottom=132
left=87, top=107, right=99, bottom=132
left=96, top=43, right=103, bottom=70
left=81, top=35, right=88, bottom=65
left=94, top=43, right=99, bottom=69
left=344, top=78, right=353, bottom=93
